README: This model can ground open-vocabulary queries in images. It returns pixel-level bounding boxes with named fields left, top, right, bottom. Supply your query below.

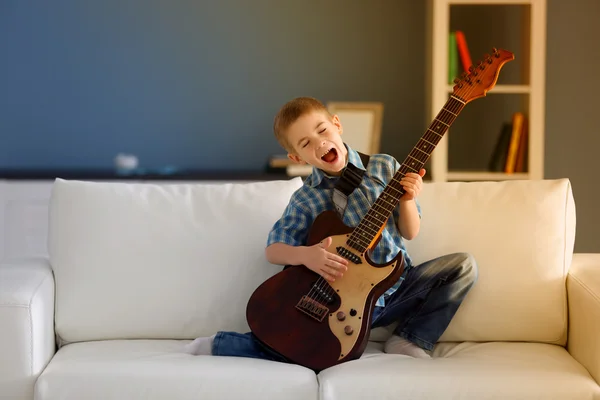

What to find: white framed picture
left=326, top=102, right=383, bottom=155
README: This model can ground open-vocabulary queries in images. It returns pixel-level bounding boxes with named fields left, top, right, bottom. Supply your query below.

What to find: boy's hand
left=302, top=237, right=348, bottom=282
left=399, top=168, right=426, bottom=201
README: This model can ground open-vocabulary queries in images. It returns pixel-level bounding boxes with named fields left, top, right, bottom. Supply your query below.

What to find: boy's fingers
left=325, top=261, right=346, bottom=273
left=328, top=253, right=348, bottom=265
left=323, top=265, right=343, bottom=277
left=321, top=271, right=336, bottom=282
left=320, top=236, right=333, bottom=249
left=328, top=259, right=348, bottom=271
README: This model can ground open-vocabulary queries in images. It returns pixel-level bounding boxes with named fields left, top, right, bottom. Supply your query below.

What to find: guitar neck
left=347, top=95, right=466, bottom=253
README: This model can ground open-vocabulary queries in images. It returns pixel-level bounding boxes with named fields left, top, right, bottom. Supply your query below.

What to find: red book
left=455, top=30, right=472, bottom=73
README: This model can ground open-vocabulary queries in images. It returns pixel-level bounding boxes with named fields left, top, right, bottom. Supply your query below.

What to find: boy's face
left=286, top=110, right=347, bottom=176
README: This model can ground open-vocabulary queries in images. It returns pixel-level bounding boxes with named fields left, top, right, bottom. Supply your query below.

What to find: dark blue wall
left=0, top=0, right=425, bottom=171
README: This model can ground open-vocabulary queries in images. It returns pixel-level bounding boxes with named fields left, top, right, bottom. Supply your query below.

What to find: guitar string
left=303, top=56, right=488, bottom=311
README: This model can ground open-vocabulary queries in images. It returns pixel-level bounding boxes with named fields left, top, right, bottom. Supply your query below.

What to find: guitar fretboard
left=347, top=95, right=466, bottom=253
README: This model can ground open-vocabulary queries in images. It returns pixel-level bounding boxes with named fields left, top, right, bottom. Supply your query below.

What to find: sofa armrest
left=0, top=257, right=55, bottom=400
left=567, top=253, right=600, bottom=384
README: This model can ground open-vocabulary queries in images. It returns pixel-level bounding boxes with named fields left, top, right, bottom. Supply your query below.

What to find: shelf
left=446, top=171, right=529, bottom=181
left=426, top=0, right=545, bottom=182
left=448, top=0, right=533, bottom=4
left=447, top=84, right=530, bottom=94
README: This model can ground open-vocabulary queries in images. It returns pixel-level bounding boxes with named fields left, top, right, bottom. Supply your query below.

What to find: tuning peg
left=453, top=78, right=461, bottom=84
left=486, top=54, right=493, bottom=64
left=493, top=47, right=500, bottom=57
left=469, top=65, right=478, bottom=76
left=478, top=61, right=485, bottom=70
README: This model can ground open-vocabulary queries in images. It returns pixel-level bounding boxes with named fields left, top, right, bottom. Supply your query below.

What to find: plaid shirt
left=267, top=144, right=421, bottom=307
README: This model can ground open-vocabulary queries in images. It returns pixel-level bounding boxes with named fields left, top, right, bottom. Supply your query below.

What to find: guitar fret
left=416, top=141, right=434, bottom=155
left=357, top=220, right=378, bottom=236
left=386, top=185, right=402, bottom=197
left=413, top=146, right=428, bottom=156
left=347, top=240, right=364, bottom=252
left=405, top=155, right=422, bottom=170
left=421, top=137, right=435, bottom=147
left=450, top=95, right=465, bottom=104
left=349, top=232, right=371, bottom=247
left=362, top=215, right=381, bottom=228
left=378, top=197, right=395, bottom=209
left=443, top=108, right=457, bottom=116
left=372, top=202, right=393, bottom=217
left=367, top=209, right=388, bottom=225
left=402, top=164, right=418, bottom=173
left=409, top=151, right=427, bottom=163
left=391, top=177, right=404, bottom=186
left=427, top=129, right=442, bottom=137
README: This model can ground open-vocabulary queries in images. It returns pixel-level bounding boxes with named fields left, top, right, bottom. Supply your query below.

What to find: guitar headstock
left=452, top=48, right=515, bottom=103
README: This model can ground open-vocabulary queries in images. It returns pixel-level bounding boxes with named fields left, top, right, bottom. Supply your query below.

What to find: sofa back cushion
left=49, top=178, right=303, bottom=344
left=49, top=177, right=575, bottom=346
left=403, top=178, right=575, bottom=345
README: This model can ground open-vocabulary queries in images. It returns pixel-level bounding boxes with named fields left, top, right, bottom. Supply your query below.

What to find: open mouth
left=321, top=147, right=338, bottom=164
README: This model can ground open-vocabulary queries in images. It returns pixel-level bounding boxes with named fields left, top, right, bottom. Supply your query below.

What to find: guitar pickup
left=336, top=246, right=362, bottom=264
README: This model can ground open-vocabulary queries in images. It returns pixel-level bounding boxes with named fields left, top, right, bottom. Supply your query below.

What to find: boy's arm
left=397, top=199, right=421, bottom=240
left=265, top=243, right=307, bottom=266
left=388, top=156, right=424, bottom=240
left=265, top=201, right=348, bottom=282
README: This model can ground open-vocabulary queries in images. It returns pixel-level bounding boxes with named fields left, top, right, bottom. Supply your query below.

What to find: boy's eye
left=319, top=129, right=326, bottom=134
left=302, top=141, right=309, bottom=148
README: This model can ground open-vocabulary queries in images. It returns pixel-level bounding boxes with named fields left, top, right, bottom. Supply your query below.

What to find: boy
left=184, top=97, right=477, bottom=361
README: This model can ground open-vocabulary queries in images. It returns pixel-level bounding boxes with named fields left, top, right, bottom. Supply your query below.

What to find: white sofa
left=1, top=176, right=599, bottom=400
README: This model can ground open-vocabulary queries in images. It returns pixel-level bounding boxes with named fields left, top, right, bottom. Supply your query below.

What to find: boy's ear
left=287, top=152, right=306, bottom=164
left=331, top=114, right=343, bottom=135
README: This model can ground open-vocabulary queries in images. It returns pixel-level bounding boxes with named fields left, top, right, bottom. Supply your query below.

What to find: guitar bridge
left=336, top=246, right=362, bottom=264
left=295, top=295, right=329, bottom=322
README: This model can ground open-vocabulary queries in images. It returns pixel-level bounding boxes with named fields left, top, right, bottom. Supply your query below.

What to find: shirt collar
left=308, top=143, right=366, bottom=188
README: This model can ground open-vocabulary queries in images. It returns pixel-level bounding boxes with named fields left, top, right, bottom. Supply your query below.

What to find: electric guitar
left=246, top=48, right=515, bottom=371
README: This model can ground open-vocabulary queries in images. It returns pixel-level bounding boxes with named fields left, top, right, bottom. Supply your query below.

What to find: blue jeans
left=212, top=252, right=477, bottom=362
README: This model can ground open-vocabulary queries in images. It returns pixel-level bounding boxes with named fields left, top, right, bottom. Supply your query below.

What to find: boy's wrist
left=295, top=245, right=311, bottom=266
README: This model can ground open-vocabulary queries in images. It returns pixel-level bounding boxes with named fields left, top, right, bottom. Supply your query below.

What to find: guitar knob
left=349, top=309, right=357, bottom=317
left=344, top=325, right=354, bottom=335
left=336, top=311, right=346, bottom=321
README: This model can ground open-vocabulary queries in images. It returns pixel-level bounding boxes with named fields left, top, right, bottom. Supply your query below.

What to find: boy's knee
left=454, top=252, right=478, bottom=285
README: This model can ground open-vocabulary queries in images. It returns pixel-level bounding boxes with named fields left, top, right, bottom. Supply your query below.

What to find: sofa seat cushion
left=34, top=339, right=318, bottom=400
left=320, top=342, right=599, bottom=400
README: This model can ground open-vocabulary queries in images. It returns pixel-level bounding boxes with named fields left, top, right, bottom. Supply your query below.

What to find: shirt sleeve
left=266, top=201, right=312, bottom=247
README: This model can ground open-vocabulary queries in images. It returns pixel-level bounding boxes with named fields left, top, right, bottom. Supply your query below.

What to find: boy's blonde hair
left=273, top=97, right=331, bottom=153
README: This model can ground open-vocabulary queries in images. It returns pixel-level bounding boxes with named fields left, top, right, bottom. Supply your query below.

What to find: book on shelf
left=448, top=30, right=472, bottom=83
left=488, top=112, right=528, bottom=174
left=448, top=32, right=459, bottom=84
left=454, top=30, right=472, bottom=73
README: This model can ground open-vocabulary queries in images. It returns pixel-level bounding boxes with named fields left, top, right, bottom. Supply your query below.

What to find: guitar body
left=246, top=210, right=404, bottom=371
